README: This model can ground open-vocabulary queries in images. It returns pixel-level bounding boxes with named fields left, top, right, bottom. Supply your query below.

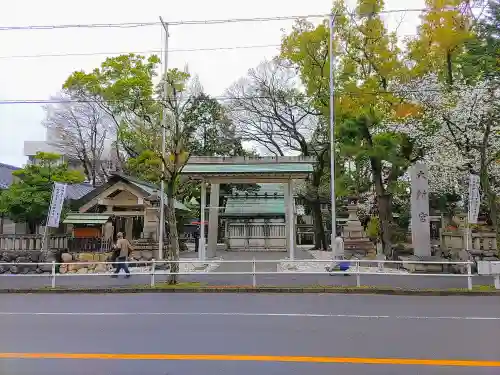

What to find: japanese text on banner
left=468, top=174, right=480, bottom=224
left=46, top=183, right=67, bottom=228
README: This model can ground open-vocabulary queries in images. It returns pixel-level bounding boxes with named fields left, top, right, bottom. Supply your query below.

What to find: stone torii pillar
left=199, top=181, right=206, bottom=261
left=206, top=183, right=220, bottom=258
left=284, top=179, right=295, bottom=260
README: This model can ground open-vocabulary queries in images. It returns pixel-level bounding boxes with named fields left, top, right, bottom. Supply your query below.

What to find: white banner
left=468, top=174, right=480, bottom=224
left=410, top=163, right=431, bottom=257
left=46, top=182, right=67, bottom=228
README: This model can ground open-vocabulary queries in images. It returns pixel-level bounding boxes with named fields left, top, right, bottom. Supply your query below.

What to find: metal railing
left=0, top=258, right=495, bottom=291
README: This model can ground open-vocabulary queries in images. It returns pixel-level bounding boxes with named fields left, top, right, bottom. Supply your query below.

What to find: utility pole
left=329, top=13, right=338, bottom=259
left=158, top=16, right=169, bottom=261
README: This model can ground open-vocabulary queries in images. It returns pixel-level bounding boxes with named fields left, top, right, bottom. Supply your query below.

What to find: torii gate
left=181, top=156, right=314, bottom=260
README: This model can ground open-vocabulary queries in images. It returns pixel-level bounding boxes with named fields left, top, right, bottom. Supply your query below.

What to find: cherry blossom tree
left=408, top=75, right=500, bottom=226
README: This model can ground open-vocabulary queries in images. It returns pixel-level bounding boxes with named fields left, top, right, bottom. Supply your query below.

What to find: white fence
left=0, top=259, right=497, bottom=291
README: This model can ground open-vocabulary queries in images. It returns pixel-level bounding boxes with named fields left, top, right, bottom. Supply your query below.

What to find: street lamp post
left=329, top=13, right=339, bottom=259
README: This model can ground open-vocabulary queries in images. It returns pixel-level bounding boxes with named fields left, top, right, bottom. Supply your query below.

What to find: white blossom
left=404, top=75, right=500, bottom=196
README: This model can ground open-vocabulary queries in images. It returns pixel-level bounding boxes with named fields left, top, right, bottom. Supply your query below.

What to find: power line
left=0, top=8, right=458, bottom=31
left=0, top=30, right=429, bottom=60
left=0, top=87, right=491, bottom=105
left=0, top=30, right=428, bottom=60
left=0, top=44, right=281, bottom=60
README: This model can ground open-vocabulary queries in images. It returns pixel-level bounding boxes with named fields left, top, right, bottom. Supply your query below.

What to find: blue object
left=339, top=262, right=350, bottom=271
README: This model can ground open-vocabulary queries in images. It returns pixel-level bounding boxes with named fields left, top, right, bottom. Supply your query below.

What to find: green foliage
left=64, top=53, right=160, bottom=117
left=406, top=0, right=475, bottom=85
left=280, top=0, right=425, bottom=174
left=429, top=191, right=461, bottom=217
left=126, top=150, right=162, bottom=184
left=0, top=152, right=84, bottom=233
left=461, top=0, right=500, bottom=81
left=366, top=216, right=380, bottom=239
left=64, top=54, right=162, bottom=159
left=280, top=0, right=431, bottom=254
left=183, top=93, right=246, bottom=157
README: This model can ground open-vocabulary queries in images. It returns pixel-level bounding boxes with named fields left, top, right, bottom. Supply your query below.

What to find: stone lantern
left=343, top=196, right=375, bottom=258
left=145, top=191, right=161, bottom=208
left=143, top=190, right=161, bottom=241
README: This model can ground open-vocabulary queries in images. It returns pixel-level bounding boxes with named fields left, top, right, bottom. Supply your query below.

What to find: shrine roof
left=182, top=157, right=314, bottom=179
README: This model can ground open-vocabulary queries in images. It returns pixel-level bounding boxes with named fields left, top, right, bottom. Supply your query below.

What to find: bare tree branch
left=226, top=59, right=320, bottom=156
left=43, top=90, right=116, bottom=186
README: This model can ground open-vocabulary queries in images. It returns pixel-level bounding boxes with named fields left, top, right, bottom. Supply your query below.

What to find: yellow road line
left=0, top=353, right=499, bottom=367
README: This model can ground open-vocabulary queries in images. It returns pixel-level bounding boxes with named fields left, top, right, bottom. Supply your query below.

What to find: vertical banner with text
left=410, top=163, right=431, bottom=257
left=46, top=182, right=67, bottom=228
left=468, top=174, right=480, bottom=224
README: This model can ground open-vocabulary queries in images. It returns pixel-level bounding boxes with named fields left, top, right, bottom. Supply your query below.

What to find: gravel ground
left=278, top=250, right=409, bottom=274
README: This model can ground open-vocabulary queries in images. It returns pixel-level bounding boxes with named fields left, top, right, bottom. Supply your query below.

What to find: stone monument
left=343, top=197, right=375, bottom=258
left=409, top=163, right=431, bottom=256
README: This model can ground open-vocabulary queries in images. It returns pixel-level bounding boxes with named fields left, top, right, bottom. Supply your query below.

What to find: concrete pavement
left=0, top=269, right=494, bottom=290
left=0, top=294, right=499, bottom=374
left=1, top=250, right=496, bottom=290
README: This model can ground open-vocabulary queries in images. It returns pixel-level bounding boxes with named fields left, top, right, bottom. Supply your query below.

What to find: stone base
left=399, top=255, right=447, bottom=273
left=193, top=264, right=210, bottom=271
left=344, top=242, right=376, bottom=259
left=0, top=250, right=56, bottom=274
left=224, top=248, right=287, bottom=252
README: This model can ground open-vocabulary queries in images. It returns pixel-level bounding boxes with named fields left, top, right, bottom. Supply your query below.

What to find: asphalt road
left=1, top=293, right=499, bottom=374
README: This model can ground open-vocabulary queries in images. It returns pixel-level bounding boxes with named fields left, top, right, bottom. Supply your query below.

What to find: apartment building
left=23, top=134, right=119, bottom=185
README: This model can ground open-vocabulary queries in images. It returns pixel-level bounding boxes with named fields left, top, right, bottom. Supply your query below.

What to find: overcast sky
left=0, top=0, right=424, bottom=167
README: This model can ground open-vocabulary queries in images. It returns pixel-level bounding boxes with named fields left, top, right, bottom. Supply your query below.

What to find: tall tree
left=413, top=75, right=500, bottom=228
left=184, top=92, right=247, bottom=157
left=227, top=59, right=336, bottom=249
left=43, top=90, right=115, bottom=187
left=181, top=91, right=260, bottom=203
left=64, top=55, right=194, bottom=283
left=462, top=0, right=500, bottom=81
left=157, top=68, right=199, bottom=283
left=0, top=152, right=84, bottom=233
left=406, top=0, right=475, bottom=85
left=281, top=0, right=427, bottom=256
left=64, top=53, right=161, bottom=165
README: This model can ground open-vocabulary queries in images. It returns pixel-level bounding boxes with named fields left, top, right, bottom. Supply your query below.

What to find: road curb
left=1, top=287, right=499, bottom=296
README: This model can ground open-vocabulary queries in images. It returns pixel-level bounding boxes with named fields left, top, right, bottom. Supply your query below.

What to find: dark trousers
left=114, top=256, right=130, bottom=275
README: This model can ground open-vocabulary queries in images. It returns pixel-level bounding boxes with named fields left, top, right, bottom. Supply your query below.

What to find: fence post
left=252, top=257, right=256, bottom=288
left=494, top=275, right=500, bottom=290
left=150, top=259, right=156, bottom=287
left=467, top=262, right=473, bottom=291
left=356, top=260, right=361, bottom=287
left=51, top=261, right=56, bottom=289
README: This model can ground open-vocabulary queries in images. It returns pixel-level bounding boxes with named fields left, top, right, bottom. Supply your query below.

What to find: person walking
left=193, top=224, right=200, bottom=253
left=112, top=232, right=133, bottom=278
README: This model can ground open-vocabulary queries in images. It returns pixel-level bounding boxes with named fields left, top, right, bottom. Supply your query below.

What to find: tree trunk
left=311, top=200, right=327, bottom=250
left=446, top=51, right=454, bottom=86
left=308, top=164, right=328, bottom=250
left=27, top=221, right=37, bottom=235
left=166, top=181, right=180, bottom=285
left=373, top=169, right=393, bottom=257
left=479, top=120, right=499, bottom=245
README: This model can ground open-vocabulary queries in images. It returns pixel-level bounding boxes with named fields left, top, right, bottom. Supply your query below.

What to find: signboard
left=410, top=163, right=431, bottom=257
left=46, top=183, right=67, bottom=228
left=468, top=174, right=480, bottom=224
